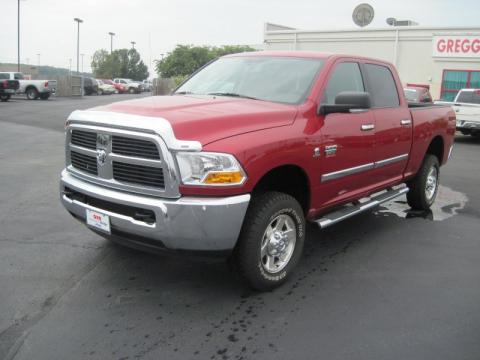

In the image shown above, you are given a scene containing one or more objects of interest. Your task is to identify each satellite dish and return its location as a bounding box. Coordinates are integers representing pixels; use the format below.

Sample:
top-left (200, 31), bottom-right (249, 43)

top-left (386, 17), bottom-right (396, 26)
top-left (352, 3), bottom-right (374, 27)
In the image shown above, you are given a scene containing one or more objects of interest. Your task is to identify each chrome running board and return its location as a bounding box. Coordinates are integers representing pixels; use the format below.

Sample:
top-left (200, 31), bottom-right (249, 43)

top-left (315, 185), bottom-right (409, 229)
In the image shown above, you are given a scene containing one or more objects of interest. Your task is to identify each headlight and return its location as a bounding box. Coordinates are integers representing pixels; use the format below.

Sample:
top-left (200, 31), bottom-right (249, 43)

top-left (176, 152), bottom-right (246, 186)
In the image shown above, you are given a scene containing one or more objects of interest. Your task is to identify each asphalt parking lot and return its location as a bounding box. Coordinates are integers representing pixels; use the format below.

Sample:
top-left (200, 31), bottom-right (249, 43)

top-left (1, 95), bottom-right (479, 360)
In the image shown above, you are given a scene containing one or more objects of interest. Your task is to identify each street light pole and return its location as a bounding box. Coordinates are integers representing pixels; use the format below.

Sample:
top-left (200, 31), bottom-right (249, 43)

top-left (36, 53), bottom-right (40, 66)
top-left (74, 18), bottom-right (83, 74)
top-left (131, 41), bottom-right (136, 49)
top-left (81, 53), bottom-right (84, 73)
top-left (17, 0), bottom-right (20, 71)
top-left (108, 32), bottom-right (115, 54)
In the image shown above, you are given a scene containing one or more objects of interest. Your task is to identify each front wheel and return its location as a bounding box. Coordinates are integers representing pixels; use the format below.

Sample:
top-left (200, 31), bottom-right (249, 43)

top-left (232, 192), bottom-right (305, 291)
top-left (128, 87), bottom-right (135, 94)
top-left (407, 154), bottom-right (440, 210)
top-left (0, 94), bottom-right (11, 102)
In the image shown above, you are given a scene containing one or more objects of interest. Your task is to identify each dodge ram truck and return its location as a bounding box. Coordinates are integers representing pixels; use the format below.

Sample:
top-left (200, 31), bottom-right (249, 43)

top-left (0, 72), bottom-right (56, 100)
top-left (60, 52), bottom-right (455, 290)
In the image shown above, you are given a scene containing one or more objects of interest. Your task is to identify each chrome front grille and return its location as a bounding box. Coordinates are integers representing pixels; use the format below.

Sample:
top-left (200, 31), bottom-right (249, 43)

top-left (71, 130), bottom-right (97, 149)
top-left (66, 125), bottom-right (178, 197)
top-left (112, 136), bottom-right (160, 159)
top-left (70, 151), bottom-right (97, 175)
top-left (112, 161), bottom-right (164, 188)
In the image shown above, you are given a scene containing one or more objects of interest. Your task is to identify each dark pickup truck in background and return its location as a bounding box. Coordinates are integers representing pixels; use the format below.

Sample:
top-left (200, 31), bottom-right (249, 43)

top-left (0, 74), bottom-right (20, 102)
top-left (60, 52), bottom-right (455, 290)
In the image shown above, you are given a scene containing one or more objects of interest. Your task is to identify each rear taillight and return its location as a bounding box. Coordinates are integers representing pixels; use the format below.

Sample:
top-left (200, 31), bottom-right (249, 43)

top-left (44, 81), bottom-right (49, 88)
top-left (2, 80), bottom-right (7, 88)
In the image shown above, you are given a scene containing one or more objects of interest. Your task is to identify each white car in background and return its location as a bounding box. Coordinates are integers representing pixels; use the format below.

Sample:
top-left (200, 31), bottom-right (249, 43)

top-left (436, 89), bottom-right (480, 138)
top-left (96, 79), bottom-right (116, 95)
top-left (142, 79), bottom-right (153, 91)
top-left (113, 78), bottom-right (142, 94)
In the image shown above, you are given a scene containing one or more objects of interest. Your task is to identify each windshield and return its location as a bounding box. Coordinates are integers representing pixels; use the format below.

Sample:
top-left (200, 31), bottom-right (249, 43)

top-left (404, 89), bottom-right (419, 101)
top-left (176, 56), bottom-right (325, 104)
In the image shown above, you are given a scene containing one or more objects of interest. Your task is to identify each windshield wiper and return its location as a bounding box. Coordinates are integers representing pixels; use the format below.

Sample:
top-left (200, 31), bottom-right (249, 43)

top-left (175, 91), bottom-right (195, 95)
top-left (207, 92), bottom-right (259, 100)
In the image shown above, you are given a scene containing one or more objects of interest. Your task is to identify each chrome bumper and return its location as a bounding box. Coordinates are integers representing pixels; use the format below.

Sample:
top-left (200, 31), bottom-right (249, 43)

top-left (60, 169), bottom-right (250, 252)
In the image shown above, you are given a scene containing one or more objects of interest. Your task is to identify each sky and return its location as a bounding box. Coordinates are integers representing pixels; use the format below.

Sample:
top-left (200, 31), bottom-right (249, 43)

top-left (1, 0), bottom-right (479, 76)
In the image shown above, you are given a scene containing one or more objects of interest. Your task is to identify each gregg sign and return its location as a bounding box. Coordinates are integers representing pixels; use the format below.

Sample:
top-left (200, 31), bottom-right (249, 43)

top-left (433, 35), bottom-right (480, 58)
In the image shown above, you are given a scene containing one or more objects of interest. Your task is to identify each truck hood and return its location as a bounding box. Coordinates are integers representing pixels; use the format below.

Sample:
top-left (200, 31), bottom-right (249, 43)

top-left (92, 95), bottom-right (297, 145)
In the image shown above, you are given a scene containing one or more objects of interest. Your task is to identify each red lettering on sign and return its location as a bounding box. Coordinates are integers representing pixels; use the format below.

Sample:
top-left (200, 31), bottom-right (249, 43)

top-left (446, 39), bottom-right (454, 52)
top-left (472, 39), bottom-right (480, 53)
top-left (437, 39), bottom-right (446, 52)
top-left (455, 39), bottom-right (462, 52)
top-left (461, 39), bottom-right (470, 53)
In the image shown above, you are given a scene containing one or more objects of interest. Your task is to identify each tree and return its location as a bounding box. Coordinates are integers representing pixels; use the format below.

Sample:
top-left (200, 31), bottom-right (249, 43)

top-left (91, 48), bottom-right (149, 80)
top-left (155, 45), bottom-right (255, 78)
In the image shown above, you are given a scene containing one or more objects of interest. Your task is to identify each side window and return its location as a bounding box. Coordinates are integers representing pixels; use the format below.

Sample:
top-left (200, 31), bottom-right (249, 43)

top-left (364, 64), bottom-right (400, 107)
top-left (14, 73), bottom-right (24, 80)
top-left (322, 62), bottom-right (364, 104)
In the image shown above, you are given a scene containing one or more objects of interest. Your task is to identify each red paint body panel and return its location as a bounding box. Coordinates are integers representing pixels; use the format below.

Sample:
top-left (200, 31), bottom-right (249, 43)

top-left (90, 52), bottom-right (455, 220)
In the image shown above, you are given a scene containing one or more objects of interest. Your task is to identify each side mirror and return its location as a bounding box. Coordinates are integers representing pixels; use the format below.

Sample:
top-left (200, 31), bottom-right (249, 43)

top-left (318, 91), bottom-right (372, 115)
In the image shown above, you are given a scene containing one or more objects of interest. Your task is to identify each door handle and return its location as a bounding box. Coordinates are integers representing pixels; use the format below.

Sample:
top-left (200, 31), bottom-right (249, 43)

top-left (400, 119), bottom-right (412, 126)
top-left (361, 124), bottom-right (375, 131)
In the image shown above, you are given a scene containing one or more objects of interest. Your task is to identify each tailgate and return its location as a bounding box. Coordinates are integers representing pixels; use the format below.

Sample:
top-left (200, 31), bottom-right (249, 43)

top-left (47, 80), bottom-right (57, 93)
top-left (453, 103), bottom-right (480, 123)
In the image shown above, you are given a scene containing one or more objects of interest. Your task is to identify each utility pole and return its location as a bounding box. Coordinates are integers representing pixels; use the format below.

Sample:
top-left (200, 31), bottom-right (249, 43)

top-left (131, 41), bottom-right (136, 49)
top-left (81, 53), bottom-right (84, 73)
top-left (108, 32), bottom-right (115, 54)
top-left (69, 58), bottom-right (72, 76)
top-left (74, 18), bottom-right (83, 74)
top-left (37, 53), bottom-right (40, 66)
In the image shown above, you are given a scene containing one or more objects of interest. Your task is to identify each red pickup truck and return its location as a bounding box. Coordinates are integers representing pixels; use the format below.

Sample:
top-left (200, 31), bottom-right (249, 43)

top-left (60, 52), bottom-right (455, 290)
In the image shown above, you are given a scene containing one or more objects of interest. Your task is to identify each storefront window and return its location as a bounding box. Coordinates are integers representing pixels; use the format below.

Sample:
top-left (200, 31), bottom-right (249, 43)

top-left (441, 70), bottom-right (480, 101)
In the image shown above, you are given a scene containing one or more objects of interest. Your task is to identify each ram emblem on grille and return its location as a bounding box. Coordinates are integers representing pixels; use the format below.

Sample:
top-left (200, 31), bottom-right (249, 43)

top-left (96, 149), bottom-right (107, 167)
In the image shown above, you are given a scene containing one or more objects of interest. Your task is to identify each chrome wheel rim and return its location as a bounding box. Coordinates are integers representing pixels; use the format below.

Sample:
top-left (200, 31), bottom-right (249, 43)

top-left (260, 214), bottom-right (297, 274)
top-left (425, 166), bottom-right (438, 201)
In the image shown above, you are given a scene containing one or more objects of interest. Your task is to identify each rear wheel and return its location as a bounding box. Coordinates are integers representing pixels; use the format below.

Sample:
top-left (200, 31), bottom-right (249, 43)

top-left (0, 94), bottom-right (11, 102)
top-left (26, 87), bottom-right (39, 100)
top-left (232, 192), bottom-right (305, 291)
top-left (39, 93), bottom-right (50, 100)
top-left (406, 154), bottom-right (440, 210)
top-left (98, 89), bottom-right (103, 95)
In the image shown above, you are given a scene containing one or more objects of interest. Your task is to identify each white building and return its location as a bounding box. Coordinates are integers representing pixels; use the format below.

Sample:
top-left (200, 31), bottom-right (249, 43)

top-left (263, 23), bottom-right (480, 101)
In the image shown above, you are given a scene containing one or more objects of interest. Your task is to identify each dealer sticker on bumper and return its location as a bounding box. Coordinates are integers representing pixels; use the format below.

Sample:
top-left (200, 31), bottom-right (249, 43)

top-left (86, 209), bottom-right (111, 234)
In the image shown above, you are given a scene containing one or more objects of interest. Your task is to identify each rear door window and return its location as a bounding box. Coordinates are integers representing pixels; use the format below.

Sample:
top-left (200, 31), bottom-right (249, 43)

top-left (0, 73), bottom-right (9, 79)
top-left (321, 62), bottom-right (364, 104)
top-left (14, 73), bottom-right (24, 80)
top-left (364, 64), bottom-right (400, 108)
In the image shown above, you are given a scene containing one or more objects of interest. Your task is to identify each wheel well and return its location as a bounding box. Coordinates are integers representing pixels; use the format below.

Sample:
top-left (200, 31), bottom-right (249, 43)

top-left (253, 165), bottom-right (310, 213)
top-left (25, 85), bottom-right (37, 92)
top-left (426, 136), bottom-right (444, 164)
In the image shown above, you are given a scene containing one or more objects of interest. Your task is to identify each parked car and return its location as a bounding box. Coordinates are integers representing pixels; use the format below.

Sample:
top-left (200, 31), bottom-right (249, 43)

top-left (60, 52), bottom-right (455, 290)
top-left (113, 78), bottom-right (142, 94)
top-left (444, 89), bottom-right (480, 137)
top-left (404, 84), bottom-right (433, 103)
top-left (0, 72), bottom-right (56, 100)
top-left (142, 79), bottom-right (153, 92)
top-left (96, 79), bottom-right (116, 95)
top-left (83, 77), bottom-right (98, 95)
top-left (0, 73), bottom-right (20, 102)
top-left (102, 79), bottom-right (126, 93)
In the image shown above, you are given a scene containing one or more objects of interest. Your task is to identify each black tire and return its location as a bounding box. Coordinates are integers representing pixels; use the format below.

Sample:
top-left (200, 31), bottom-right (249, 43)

top-left (232, 191), bottom-right (305, 291)
top-left (39, 93), bottom-right (50, 100)
top-left (128, 87), bottom-right (135, 94)
top-left (98, 89), bottom-right (103, 95)
top-left (406, 154), bottom-right (440, 210)
top-left (26, 87), bottom-right (39, 100)
top-left (0, 94), bottom-right (11, 102)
